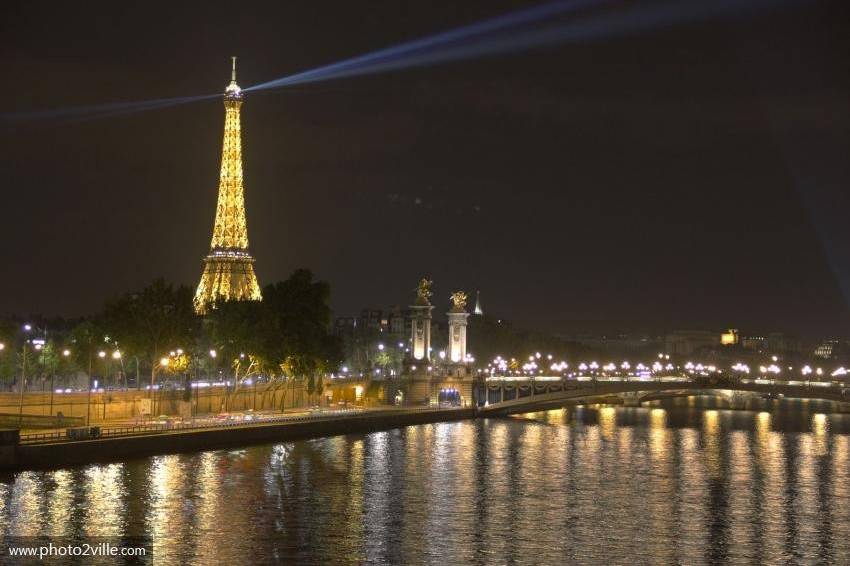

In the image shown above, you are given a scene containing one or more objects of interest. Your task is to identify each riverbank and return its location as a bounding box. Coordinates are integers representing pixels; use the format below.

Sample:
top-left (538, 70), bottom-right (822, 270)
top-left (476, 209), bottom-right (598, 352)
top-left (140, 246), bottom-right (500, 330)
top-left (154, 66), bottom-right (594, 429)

top-left (1, 407), bottom-right (475, 472)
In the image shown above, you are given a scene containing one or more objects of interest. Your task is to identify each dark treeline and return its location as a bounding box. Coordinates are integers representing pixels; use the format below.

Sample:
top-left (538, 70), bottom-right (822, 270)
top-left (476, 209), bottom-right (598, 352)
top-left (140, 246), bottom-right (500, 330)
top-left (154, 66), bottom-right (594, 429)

top-left (0, 269), bottom-right (342, 399)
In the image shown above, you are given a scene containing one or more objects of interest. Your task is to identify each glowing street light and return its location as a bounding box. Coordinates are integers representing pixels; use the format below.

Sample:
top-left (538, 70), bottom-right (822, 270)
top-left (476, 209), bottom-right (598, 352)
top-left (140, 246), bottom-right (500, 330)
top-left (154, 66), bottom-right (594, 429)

top-left (112, 350), bottom-right (122, 360)
top-left (209, 349), bottom-right (217, 358)
top-left (62, 349), bottom-right (71, 357)
top-left (98, 351), bottom-right (106, 359)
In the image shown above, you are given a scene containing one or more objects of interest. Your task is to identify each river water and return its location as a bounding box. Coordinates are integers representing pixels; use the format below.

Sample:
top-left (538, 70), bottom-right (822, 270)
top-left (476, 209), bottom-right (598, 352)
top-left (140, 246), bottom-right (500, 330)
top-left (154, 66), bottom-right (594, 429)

top-left (2, 398), bottom-right (849, 565)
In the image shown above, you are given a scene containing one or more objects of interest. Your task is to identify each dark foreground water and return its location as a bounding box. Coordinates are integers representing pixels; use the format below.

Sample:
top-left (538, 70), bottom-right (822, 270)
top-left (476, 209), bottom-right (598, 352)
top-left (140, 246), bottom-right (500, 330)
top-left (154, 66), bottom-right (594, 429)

top-left (2, 398), bottom-right (850, 565)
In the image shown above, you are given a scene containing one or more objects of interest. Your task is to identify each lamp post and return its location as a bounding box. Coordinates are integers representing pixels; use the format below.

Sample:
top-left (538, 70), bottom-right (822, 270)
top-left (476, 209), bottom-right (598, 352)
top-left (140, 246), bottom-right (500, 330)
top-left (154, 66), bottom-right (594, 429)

top-left (17, 324), bottom-right (37, 427)
top-left (154, 357), bottom-right (169, 416)
top-left (112, 350), bottom-right (125, 389)
top-left (87, 350), bottom-right (107, 425)
top-left (18, 341), bottom-right (27, 427)
top-left (50, 348), bottom-right (71, 420)
top-left (0, 342), bottom-right (5, 392)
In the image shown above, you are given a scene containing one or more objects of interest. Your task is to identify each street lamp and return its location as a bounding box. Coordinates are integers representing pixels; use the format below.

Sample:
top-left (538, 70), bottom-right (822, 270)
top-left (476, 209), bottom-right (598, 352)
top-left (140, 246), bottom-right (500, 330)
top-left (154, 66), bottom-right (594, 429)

top-left (18, 324), bottom-right (33, 426)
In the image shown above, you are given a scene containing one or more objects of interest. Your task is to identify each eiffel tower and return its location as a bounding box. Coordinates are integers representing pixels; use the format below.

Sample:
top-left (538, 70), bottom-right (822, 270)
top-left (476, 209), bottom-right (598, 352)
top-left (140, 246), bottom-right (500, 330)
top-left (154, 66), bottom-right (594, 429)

top-left (194, 57), bottom-right (262, 314)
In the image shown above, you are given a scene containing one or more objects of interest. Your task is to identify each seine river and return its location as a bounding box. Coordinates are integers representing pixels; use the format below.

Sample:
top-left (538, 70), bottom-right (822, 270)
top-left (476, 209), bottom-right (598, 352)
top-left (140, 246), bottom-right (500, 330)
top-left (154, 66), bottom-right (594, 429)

top-left (2, 398), bottom-right (849, 564)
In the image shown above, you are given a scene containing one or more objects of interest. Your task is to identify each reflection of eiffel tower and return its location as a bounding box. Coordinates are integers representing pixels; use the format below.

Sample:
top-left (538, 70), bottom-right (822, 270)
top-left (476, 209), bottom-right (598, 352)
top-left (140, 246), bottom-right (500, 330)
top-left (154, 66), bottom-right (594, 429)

top-left (194, 57), bottom-right (262, 314)
top-left (473, 290), bottom-right (484, 315)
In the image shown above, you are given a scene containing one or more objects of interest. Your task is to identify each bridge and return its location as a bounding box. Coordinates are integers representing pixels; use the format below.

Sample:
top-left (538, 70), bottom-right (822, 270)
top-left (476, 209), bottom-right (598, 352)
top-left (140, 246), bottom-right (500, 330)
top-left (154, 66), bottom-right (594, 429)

top-left (478, 376), bottom-right (850, 416)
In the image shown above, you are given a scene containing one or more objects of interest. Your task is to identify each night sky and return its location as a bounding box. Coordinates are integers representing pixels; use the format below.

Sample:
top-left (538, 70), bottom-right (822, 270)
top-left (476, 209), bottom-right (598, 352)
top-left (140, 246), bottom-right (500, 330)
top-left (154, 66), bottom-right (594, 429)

top-left (1, 0), bottom-right (848, 339)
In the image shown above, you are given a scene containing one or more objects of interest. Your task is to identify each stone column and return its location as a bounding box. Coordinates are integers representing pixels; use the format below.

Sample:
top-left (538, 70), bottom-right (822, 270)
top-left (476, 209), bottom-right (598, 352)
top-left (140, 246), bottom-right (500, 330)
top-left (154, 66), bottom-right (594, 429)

top-left (409, 304), bottom-right (434, 361)
top-left (446, 310), bottom-right (470, 363)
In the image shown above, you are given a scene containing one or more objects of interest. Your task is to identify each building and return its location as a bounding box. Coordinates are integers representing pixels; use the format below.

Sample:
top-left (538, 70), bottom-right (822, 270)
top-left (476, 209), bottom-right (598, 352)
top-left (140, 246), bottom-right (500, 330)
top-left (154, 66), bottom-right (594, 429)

top-left (766, 332), bottom-right (802, 354)
top-left (570, 334), bottom-right (663, 357)
top-left (333, 317), bottom-right (356, 338)
top-left (664, 330), bottom-right (720, 357)
top-left (741, 335), bottom-right (766, 352)
top-left (358, 309), bottom-right (384, 332)
top-left (813, 339), bottom-right (849, 360)
top-left (720, 329), bottom-right (739, 346)
top-left (388, 306), bottom-right (405, 335)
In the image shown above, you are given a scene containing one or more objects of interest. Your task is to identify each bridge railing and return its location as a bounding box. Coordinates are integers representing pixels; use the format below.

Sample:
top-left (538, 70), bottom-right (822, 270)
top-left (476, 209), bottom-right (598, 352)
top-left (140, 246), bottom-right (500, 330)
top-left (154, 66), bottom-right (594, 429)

top-left (16, 406), bottom-right (463, 446)
top-left (485, 375), bottom-right (848, 388)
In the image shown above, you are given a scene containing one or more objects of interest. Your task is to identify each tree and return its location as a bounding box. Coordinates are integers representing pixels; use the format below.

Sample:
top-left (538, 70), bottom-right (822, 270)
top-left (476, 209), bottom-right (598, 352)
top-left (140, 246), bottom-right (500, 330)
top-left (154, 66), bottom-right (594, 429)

top-left (0, 320), bottom-right (16, 389)
top-left (262, 269), bottom-right (343, 382)
top-left (69, 320), bottom-right (102, 386)
top-left (100, 279), bottom-right (199, 387)
top-left (206, 269), bottom-right (343, 409)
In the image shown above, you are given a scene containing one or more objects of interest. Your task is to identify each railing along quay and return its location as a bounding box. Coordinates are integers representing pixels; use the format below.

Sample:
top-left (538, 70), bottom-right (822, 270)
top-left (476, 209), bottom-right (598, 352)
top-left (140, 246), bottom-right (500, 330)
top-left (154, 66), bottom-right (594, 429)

top-left (17, 406), bottom-right (452, 446)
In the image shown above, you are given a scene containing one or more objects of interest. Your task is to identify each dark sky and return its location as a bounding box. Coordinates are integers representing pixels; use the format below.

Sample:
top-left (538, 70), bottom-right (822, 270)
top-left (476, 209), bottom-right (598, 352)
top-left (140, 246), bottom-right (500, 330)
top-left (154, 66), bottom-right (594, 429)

top-left (1, 0), bottom-right (848, 339)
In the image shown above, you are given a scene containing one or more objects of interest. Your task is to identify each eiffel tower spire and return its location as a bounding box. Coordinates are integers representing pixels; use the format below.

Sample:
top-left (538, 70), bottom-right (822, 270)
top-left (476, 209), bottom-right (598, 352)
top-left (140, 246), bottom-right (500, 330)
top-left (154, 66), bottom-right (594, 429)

top-left (194, 57), bottom-right (262, 314)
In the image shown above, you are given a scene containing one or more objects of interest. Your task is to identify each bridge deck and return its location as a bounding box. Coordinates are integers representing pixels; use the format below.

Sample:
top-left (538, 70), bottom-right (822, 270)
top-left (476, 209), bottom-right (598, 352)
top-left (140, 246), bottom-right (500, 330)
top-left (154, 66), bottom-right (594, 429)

top-left (478, 380), bottom-right (849, 416)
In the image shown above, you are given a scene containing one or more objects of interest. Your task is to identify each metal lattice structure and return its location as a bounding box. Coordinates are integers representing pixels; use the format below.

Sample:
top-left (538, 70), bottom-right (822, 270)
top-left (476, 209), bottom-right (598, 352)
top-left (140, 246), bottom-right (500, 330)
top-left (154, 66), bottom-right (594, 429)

top-left (194, 57), bottom-right (262, 314)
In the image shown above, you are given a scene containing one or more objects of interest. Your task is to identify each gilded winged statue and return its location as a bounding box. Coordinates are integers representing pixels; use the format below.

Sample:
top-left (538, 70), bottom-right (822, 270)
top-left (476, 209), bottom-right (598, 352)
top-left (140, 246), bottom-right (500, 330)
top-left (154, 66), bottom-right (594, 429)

top-left (450, 291), bottom-right (468, 311)
top-left (415, 278), bottom-right (433, 305)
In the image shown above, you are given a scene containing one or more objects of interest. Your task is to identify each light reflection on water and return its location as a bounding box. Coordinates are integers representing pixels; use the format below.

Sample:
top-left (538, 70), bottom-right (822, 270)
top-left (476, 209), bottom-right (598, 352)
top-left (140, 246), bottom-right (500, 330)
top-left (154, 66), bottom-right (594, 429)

top-left (1, 397), bottom-right (849, 565)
